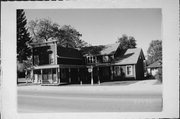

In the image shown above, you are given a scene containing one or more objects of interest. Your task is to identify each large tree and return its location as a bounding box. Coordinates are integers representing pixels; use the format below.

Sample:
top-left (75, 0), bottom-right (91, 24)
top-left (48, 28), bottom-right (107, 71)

top-left (58, 25), bottom-right (84, 48)
top-left (147, 40), bottom-right (162, 65)
top-left (28, 18), bottom-right (60, 42)
top-left (116, 34), bottom-right (136, 50)
top-left (17, 9), bottom-right (31, 63)
top-left (28, 19), bottom-right (88, 48)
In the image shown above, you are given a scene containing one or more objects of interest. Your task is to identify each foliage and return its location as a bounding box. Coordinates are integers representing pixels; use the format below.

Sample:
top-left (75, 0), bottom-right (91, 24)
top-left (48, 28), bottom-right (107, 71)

top-left (28, 18), bottom-right (60, 42)
top-left (17, 9), bottom-right (32, 63)
top-left (116, 34), bottom-right (137, 50)
top-left (147, 40), bottom-right (162, 65)
top-left (28, 19), bottom-right (89, 48)
top-left (58, 25), bottom-right (84, 48)
top-left (80, 45), bottom-right (105, 55)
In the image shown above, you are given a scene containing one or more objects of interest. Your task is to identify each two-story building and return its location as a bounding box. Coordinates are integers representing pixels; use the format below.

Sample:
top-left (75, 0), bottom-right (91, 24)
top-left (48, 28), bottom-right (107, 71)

top-left (31, 40), bottom-right (86, 85)
top-left (30, 39), bottom-right (145, 85)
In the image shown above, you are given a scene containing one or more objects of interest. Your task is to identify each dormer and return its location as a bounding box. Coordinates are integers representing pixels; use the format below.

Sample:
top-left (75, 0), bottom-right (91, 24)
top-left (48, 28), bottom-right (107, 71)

top-left (81, 43), bottom-right (120, 64)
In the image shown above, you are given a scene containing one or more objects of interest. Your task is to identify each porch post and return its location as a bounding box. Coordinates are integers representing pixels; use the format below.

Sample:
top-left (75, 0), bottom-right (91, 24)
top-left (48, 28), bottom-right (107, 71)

top-left (54, 42), bottom-right (57, 65)
top-left (69, 68), bottom-right (71, 83)
top-left (57, 68), bottom-right (60, 84)
top-left (97, 67), bottom-right (100, 85)
top-left (110, 66), bottom-right (114, 80)
top-left (31, 69), bottom-right (34, 83)
top-left (51, 68), bottom-right (53, 83)
top-left (78, 68), bottom-right (82, 85)
top-left (91, 66), bottom-right (93, 85)
top-left (40, 69), bottom-right (43, 84)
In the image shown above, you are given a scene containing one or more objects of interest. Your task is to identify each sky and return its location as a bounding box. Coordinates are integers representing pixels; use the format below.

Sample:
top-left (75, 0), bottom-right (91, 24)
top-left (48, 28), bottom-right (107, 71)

top-left (24, 9), bottom-right (162, 56)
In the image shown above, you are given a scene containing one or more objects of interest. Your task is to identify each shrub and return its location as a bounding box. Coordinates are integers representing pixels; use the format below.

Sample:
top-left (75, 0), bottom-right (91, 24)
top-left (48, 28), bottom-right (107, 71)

top-left (155, 68), bottom-right (162, 83)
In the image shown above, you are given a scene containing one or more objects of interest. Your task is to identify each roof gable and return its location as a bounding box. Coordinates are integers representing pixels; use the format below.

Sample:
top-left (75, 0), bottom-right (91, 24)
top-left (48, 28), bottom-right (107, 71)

top-left (100, 43), bottom-right (120, 55)
top-left (80, 43), bottom-right (120, 56)
top-left (114, 48), bottom-right (144, 65)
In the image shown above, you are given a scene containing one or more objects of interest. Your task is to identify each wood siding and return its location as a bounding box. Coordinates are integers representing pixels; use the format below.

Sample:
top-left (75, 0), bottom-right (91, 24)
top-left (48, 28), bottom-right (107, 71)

top-left (135, 56), bottom-right (144, 80)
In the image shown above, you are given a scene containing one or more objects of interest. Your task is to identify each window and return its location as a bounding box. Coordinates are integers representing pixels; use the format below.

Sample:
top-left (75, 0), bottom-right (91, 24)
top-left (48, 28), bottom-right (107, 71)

top-left (126, 65), bottom-right (133, 76)
top-left (114, 66), bottom-right (121, 76)
top-left (34, 55), bottom-right (39, 65)
top-left (49, 54), bottom-right (54, 64)
top-left (86, 56), bottom-right (97, 63)
top-left (103, 55), bottom-right (109, 62)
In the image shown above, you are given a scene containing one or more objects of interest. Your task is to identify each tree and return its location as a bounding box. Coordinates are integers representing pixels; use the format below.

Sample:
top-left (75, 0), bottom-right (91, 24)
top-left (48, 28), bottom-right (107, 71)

top-left (17, 9), bottom-right (31, 63)
top-left (28, 18), bottom-right (60, 42)
top-left (116, 34), bottom-right (137, 50)
top-left (28, 19), bottom-right (88, 48)
top-left (58, 25), bottom-right (85, 48)
top-left (147, 40), bottom-right (162, 65)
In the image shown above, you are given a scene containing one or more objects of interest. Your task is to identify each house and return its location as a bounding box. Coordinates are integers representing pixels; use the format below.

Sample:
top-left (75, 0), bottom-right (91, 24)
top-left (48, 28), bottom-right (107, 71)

top-left (81, 43), bottom-right (145, 84)
top-left (30, 40), bottom-right (145, 85)
top-left (147, 60), bottom-right (162, 76)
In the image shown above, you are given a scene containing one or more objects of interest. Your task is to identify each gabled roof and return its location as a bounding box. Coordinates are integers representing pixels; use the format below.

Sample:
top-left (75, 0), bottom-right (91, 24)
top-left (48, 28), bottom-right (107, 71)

top-left (114, 48), bottom-right (145, 65)
top-left (100, 43), bottom-right (120, 55)
top-left (147, 60), bottom-right (162, 68)
top-left (80, 43), bottom-right (120, 56)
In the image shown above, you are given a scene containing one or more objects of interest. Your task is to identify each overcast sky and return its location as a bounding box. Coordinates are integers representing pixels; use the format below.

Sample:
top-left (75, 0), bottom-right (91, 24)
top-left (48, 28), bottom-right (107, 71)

top-left (24, 9), bottom-right (162, 56)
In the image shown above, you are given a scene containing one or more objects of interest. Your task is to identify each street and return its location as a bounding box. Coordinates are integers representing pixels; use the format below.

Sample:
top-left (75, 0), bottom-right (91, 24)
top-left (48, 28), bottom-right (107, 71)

top-left (18, 80), bottom-right (162, 112)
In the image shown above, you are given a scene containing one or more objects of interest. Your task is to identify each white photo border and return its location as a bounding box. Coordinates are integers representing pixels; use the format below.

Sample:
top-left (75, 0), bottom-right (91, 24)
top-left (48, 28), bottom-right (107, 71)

top-left (1, 0), bottom-right (179, 119)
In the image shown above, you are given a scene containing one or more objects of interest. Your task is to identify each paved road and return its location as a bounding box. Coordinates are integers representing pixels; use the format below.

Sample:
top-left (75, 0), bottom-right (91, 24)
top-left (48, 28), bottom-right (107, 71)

top-left (18, 81), bottom-right (162, 112)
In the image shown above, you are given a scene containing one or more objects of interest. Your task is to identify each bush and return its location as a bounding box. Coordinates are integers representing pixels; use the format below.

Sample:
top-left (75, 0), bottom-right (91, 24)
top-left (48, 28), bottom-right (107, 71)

top-left (155, 68), bottom-right (162, 83)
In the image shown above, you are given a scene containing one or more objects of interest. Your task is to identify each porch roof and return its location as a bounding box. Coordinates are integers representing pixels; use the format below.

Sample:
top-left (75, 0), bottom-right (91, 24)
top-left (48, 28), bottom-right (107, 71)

top-left (33, 64), bottom-right (59, 70)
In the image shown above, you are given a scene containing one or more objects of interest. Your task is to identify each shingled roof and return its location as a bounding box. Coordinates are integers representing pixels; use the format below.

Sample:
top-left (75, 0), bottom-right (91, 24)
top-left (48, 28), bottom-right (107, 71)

top-left (80, 43), bottom-right (120, 56)
top-left (147, 60), bottom-right (162, 68)
top-left (100, 43), bottom-right (120, 55)
top-left (114, 48), bottom-right (145, 65)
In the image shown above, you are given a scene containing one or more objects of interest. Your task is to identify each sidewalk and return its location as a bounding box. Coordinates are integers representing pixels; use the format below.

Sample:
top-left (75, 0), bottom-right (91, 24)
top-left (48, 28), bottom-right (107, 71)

top-left (18, 80), bottom-right (162, 94)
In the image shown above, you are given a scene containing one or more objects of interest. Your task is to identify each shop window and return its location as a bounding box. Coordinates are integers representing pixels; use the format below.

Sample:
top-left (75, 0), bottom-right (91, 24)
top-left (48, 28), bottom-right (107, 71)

top-left (126, 65), bottom-right (133, 76)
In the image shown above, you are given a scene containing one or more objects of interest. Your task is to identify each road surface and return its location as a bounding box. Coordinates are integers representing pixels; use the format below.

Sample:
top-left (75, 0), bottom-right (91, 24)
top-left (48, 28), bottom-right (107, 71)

top-left (18, 80), bottom-right (162, 112)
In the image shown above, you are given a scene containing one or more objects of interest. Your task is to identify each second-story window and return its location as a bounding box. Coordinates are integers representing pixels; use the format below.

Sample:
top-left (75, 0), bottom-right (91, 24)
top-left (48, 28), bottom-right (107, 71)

top-left (49, 54), bottom-right (54, 64)
top-left (34, 55), bottom-right (39, 65)
top-left (103, 55), bottom-right (109, 62)
top-left (86, 56), bottom-right (97, 63)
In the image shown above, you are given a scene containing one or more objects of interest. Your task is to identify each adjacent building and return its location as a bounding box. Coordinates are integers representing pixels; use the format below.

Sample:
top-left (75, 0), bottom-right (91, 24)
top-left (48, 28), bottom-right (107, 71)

top-left (30, 39), bottom-right (145, 85)
top-left (147, 60), bottom-right (162, 77)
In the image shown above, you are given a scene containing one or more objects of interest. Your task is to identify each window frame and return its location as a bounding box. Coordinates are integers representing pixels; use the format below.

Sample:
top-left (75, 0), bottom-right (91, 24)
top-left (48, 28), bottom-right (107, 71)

top-left (126, 65), bottom-right (133, 76)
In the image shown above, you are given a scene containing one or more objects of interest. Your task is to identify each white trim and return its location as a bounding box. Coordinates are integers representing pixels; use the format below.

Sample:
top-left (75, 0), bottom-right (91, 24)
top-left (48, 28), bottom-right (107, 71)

top-left (134, 64), bottom-right (136, 79)
top-left (34, 65), bottom-right (59, 70)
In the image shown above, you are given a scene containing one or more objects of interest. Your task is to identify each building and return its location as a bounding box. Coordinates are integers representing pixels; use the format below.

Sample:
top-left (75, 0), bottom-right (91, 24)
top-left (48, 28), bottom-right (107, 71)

top-left (30, 40), bottom-right (145, 85)
top-left (147, 60), bottom-right (162, 76)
